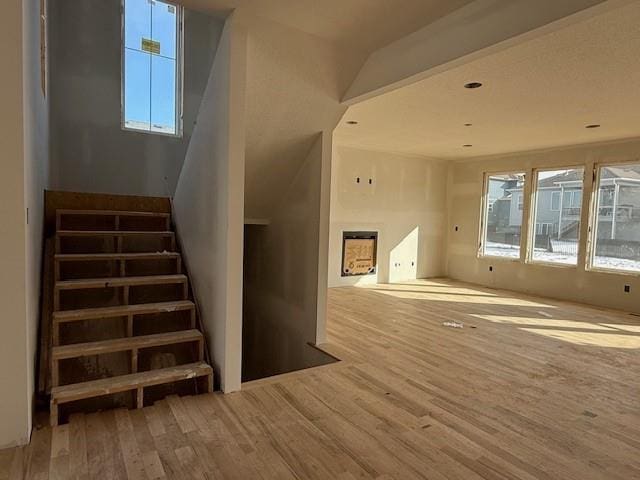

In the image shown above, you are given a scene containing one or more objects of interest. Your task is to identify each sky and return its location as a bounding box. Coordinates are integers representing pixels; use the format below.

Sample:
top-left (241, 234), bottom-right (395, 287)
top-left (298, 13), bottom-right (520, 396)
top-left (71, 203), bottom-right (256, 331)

top-left (124, 0), bottom-right (178, 134)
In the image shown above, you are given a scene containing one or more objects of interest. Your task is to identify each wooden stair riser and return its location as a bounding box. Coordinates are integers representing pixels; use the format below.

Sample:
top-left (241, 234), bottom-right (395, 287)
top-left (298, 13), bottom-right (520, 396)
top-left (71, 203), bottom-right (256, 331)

top-left (55, 254), bottom-right (182, 281)
top-left (51, 331), bottom-right (204, 388)
top-left (56, 210), bottom-right (171, 232)
top-left (52, 301), bottom-right (196, 346)
top-left (55, 231), bottom-right (176, 255)
top-left (50, 362), bottom-right (213, 427)
top-left (53, 275), bottom-right (189, 311)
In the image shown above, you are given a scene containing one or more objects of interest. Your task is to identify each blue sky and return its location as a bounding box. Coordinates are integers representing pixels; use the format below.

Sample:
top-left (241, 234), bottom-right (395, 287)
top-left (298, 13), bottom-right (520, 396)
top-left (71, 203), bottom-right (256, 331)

top-left (124, 0), bottom-right (178, 133)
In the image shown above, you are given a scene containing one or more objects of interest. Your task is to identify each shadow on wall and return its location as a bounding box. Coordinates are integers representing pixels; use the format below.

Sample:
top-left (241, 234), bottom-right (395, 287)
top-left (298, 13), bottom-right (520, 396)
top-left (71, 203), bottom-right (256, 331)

top-left (242, 225), bottom-right (337, 382)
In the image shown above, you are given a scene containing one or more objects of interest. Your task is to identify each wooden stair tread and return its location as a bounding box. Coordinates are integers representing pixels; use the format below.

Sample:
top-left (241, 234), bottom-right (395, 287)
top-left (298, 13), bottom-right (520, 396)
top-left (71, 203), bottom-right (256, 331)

top-left (57, 209), bottom-right (170, 218)
top-left (55, 274), bottom-right (187, 290)
top-left (56, 230), bottom-right (174, 237)
top-left (53, 300), bottom-right (195, 323)
top-left (52, 329), bottom-right (202, 360)
top-left (51, 362), bottom-right (212, 404)
top-left (55, 252), bottom-right (179, 261)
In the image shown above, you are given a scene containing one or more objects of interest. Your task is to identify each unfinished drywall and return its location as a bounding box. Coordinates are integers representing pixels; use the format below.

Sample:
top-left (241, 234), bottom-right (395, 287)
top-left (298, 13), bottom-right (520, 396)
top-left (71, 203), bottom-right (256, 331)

top-left (23, 0), bottom-right (50, 445)
top-left (173, 13), bottom-right (246, 392)
top-left (329, 146), bottom-right (448, 288)
top-left (447, 137), bottom-right (640, 313)
top-left (0, 0), bottom-right (29, 450)
top-left (48, 0), bottom-right (223, 197)
top-left (0, 0), bottom-right (50, 449)
top-left (241, 13), bottom-right (366, 220)
top-left (344, 0), bottom-right (617, 103)
top-left (243, 134), bottom-right (336, 380)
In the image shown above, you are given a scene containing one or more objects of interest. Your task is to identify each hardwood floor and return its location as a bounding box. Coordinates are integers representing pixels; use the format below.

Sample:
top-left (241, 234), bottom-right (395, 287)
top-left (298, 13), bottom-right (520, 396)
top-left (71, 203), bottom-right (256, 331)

top-left (2, 279), bottom-right (640, 479)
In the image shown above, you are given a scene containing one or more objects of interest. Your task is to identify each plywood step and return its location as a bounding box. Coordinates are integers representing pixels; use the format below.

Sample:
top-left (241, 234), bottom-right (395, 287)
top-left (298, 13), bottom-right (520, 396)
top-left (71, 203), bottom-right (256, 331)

top-left (51, 300), bottom-right (197, 346)
top-left (52, 329), bottom-right (203, 361)
top-left (56, 230), bottom-right (174, 238)
top-left (55, 252), bottom-right (180, 261)
top-left (57, 209), bottom-right (170, 218)
top-left (53, 300), bottom-right (195, 324)
top-left (50, 362), bottom-right (213, 426)
top-left (55, 274), bottom-right (187, 291)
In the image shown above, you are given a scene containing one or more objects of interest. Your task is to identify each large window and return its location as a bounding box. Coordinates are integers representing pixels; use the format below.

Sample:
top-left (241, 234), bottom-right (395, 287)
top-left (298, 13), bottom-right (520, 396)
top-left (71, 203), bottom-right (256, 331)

top-left (480, 173), bottom-right (526, 259)
top-left (530, 168), bottom-right (584, 265)
top-left (590, 163), bottom-right (640, 273)
top-left (122, 0), bottom-right (183, 136)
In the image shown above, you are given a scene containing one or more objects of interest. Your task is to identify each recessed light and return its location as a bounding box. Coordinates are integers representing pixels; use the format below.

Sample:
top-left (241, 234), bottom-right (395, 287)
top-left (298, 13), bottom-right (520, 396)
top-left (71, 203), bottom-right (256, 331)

top-left (464, 82), bottom-right (483, 89)
top-left (586, 124), bottom-right (601, 129)
top-left (463, 144), bottom-right (473, 148)
top-left (346, 121), bottom-right (359, 125)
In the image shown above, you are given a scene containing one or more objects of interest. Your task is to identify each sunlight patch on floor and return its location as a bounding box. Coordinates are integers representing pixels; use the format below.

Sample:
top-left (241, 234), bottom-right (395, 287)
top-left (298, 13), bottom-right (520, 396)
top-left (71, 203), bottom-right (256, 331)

top-left (361, 282), bottom-right (499, 297)
top-left (601, 323), bottom-right (640, 333)
top-left (522, 328), bottom-right (640, 349)
top-left (470, 314), bottom-right (617, 331)
top-left (369, 288), bottom-right (554, 307)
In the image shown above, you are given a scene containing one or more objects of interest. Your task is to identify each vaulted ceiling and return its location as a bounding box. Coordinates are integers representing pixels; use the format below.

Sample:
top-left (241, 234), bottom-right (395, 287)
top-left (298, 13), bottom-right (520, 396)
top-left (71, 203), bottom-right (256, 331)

top-left (175, 0), bottom-right (474, 53)
top-left (334, 2), bottom-right (640, 159)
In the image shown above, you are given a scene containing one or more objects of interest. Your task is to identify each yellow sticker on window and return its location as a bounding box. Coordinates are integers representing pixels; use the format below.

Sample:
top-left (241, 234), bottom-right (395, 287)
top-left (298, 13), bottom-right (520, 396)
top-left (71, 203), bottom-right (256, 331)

top-left (141, 38), bottom-right (161, 55)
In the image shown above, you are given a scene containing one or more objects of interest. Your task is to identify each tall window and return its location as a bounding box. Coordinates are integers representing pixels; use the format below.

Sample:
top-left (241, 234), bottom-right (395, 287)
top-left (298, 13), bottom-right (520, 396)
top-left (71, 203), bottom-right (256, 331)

top-left (122, 0), bottom-right (182, 136)
top-left (480, 173), bottom-right (526, 259)
top-left (590, 163), bottom-right (640, 273)
top-left (530, 168), bottom-right (584, 265)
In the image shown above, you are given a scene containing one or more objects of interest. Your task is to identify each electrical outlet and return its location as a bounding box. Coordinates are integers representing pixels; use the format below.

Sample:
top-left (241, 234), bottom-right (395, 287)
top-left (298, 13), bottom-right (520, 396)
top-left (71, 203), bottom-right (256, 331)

top-left (624, 285), bottom-right (631, 293)
top-left (489, 266), bottom-right (493, 272)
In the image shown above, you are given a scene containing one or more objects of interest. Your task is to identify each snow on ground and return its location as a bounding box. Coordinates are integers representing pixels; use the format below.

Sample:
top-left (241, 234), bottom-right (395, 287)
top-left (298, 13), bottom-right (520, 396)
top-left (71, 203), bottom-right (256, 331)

top-left (531, 250), bottom-right (577, 265)
top-left (486, 241), bottom-right (640, 271)
top-left (485, 242), bottom-right (520, 259)
top-left (593, 256), bottom-right (640, 272)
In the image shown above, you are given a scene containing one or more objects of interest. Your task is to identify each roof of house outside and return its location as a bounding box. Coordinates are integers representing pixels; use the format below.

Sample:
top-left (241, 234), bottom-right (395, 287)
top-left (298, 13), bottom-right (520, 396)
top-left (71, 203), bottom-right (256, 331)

top-left (538, 166), bottom-right (640, 188)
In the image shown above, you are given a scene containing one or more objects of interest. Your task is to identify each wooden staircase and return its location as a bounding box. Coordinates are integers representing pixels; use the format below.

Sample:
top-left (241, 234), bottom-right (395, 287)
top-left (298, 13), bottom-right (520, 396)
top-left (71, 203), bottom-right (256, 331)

top-left (47, 207), bottom-right (213, 426)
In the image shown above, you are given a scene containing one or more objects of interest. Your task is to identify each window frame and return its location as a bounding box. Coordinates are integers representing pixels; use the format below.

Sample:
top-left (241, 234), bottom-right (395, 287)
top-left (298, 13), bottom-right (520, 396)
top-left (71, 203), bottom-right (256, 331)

top-left (120, 0), bottom-right (185, 138)
top-left (527, 166), bottom-right (585, 268)
top-left (586, 160), bottom-right (640, 276)
top-left (478, 170), bottom-right (527, 261)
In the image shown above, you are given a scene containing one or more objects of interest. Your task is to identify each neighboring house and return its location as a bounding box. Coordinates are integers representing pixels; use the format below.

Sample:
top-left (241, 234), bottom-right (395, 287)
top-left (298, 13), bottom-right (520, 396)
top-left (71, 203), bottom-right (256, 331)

top-left (493, 166), bottom-right (640, 242)
top-left (487, 175), bottom-right (525, 238)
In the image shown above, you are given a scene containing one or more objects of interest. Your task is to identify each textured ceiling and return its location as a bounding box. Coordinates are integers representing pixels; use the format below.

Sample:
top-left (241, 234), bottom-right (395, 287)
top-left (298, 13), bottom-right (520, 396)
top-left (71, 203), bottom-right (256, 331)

top-left (334, 2), bottom-right (640, 159)
top-left (174, 0), bottom-right (475, 218)
top-left (175, 0), bottom-right (474, 53)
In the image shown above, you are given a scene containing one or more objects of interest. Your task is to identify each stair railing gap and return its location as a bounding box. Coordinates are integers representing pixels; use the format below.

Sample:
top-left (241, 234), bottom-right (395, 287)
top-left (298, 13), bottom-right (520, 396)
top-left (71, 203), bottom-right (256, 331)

top-left (167, 195), bottom-right (214, 379)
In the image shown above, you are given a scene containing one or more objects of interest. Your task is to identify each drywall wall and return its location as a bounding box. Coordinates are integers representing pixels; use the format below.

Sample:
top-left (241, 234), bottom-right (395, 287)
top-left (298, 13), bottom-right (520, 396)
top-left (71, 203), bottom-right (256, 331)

top-left (0, 0), bottom-right (29, 450)
top-left (329, 146), bottom-right (448, 288)
top-left (243, 134), bottom-right (336, 380)
top-left (173, 13), bottom-right (246, 392)
top-left (0, 0), bottom-right (50, 449)
top-left (344, 0), bottom-right (621, 103)
top-left (23, 0), bottom-right (50, 445)
top-left (240, 13), bottom-right (365, 220)
top-left (48, 0), bottom-right (223, 197)
top-left (447, 137), bottom-right (640, 313)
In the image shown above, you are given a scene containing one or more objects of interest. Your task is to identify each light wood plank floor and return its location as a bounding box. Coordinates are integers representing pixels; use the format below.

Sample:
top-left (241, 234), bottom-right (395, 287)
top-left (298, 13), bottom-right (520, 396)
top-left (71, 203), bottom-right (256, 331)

top-left (2, 279), bottom-right (640, 479)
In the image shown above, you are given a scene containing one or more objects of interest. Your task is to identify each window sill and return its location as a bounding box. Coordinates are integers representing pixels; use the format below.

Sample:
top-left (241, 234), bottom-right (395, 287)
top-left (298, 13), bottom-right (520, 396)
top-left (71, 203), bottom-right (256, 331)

top-left (477, 254), bottom-right (522, 263)
top-left (122, 126), bottom-right (183, 139)
top-left (586, 266), bottom-right (640, 278)
top-left (526, 260), bottom-right (578, 270)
